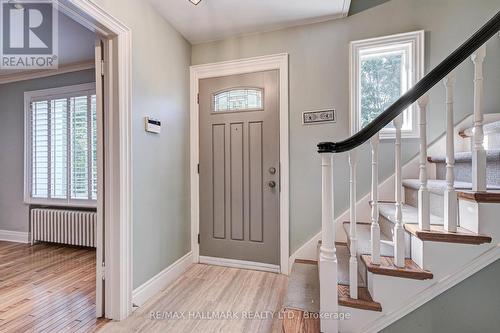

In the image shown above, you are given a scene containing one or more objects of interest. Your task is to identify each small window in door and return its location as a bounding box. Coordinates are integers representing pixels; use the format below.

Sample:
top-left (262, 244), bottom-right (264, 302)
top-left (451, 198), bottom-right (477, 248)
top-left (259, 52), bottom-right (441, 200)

top-left (212, 87), bottom-right (263, 113)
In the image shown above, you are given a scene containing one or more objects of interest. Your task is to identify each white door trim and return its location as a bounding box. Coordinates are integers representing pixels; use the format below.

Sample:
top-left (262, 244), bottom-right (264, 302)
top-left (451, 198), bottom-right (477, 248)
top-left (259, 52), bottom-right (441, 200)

top-left (190, 53), bottom-right (290, 275)
top-left (56, 0), bottom-right (133, 321)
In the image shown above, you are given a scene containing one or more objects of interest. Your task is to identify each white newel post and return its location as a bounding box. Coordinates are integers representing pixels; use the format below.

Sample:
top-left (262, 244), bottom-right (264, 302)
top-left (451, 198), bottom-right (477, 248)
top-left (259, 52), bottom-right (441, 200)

top-left (370, 134), bottom-right (381, 265)
top-left (393, 115), bottom-right (405, 268)
top-left (444, 73), bottom-right (458, 232)
top-left (320, 153), bottom-right (338, 333)
top-left (349, 150), bottom-right (358, 299)
top-left (471, 46), bottom-right (487, 192)
top-left (417, 95), bottom-right (430, 231)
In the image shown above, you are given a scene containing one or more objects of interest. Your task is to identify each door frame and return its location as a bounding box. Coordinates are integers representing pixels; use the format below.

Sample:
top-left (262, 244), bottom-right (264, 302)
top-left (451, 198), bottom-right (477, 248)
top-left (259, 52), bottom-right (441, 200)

top-left (56, 0), bottom-right (133, 320)
top-left (190, 54), bottom-right (290, 274)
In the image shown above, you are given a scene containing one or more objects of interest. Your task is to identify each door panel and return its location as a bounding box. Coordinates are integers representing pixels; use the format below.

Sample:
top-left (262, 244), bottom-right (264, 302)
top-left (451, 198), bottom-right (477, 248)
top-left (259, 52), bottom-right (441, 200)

top-left (249, 121), bottom-right (263, 243)
top-left (199, 70), bottom-right (280, 265)
top-left (212, 124), bottom-right (226, 239)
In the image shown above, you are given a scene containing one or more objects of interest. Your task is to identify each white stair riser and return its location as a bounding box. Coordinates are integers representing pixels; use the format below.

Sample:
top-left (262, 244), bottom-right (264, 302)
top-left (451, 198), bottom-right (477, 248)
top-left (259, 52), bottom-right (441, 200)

top-left (378, 215), bottom-right (412, 258)
top-left (404, 186), bottom-right (445, 219)
top-left (459, 199), bottom-right (500, 241)
top-left (410, 234), bottom-right (492, 272)
top-left (367, 272), bottom-right (432, 310)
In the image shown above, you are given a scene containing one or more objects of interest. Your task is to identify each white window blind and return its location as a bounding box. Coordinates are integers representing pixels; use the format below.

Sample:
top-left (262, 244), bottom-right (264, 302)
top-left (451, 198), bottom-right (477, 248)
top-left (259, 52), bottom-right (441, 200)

top-left (26, 84), bottom-right (97, 206)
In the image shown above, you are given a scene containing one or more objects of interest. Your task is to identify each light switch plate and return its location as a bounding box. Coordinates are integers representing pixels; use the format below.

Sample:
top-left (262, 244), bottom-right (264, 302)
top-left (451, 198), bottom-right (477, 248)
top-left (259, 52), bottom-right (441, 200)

top-left (302, 109), bottom-right (336, 125)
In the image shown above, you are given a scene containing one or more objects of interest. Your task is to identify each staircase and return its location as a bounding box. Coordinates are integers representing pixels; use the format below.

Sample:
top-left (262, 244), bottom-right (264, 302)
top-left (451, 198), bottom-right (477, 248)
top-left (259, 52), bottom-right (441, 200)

top-left (283, 12), bottom-right (500, 333)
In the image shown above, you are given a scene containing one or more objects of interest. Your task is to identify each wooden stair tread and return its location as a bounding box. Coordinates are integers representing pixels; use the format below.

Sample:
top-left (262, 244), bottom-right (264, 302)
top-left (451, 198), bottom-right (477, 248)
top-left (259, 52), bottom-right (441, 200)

top-left (294, 259), bottom-right (318, 265)
top-left (361, 255), bottom-right (433, 280)
top-left (404, 224), bottom-right (492, 244)
top-left (457, 190), bottom-right (500, 203)
top-left (338, 284), bottom-right (382, 312)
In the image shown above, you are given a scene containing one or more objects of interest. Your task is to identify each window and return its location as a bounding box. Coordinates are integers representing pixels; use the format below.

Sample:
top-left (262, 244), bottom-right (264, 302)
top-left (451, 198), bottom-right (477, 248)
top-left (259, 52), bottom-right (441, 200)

top-left (350, 31), bottom-right (424, 138)
top-left (213, 87), bottom-right (263, 112)
top-left (25, 83), bottom-right (97, 207)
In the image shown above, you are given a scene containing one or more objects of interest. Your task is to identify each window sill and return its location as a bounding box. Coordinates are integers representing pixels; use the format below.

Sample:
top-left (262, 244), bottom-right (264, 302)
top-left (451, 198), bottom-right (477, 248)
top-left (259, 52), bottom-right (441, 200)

top-left (25, 199), bottom-right (97, 209)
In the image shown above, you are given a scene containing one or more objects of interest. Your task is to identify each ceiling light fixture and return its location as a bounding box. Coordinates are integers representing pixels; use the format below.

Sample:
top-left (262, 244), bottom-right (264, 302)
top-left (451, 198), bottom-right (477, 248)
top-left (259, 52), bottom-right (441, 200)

top-left (188, 0), bottom-right (202, 5)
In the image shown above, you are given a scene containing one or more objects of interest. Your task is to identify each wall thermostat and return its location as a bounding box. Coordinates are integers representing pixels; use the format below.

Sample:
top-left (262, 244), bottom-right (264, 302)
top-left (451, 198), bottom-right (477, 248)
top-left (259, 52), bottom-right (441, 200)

top-left (302, 109), bottom-right (336, 125)
top-left (145, 117), bottom-right (161, 134)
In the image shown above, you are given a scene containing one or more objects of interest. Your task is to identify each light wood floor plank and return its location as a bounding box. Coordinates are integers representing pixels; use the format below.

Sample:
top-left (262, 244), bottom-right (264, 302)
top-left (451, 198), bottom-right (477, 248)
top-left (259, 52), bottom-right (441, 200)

top-left (0, 241), bottom-right (108, 333)
top-left (100, 264), bottom-right (288, 333)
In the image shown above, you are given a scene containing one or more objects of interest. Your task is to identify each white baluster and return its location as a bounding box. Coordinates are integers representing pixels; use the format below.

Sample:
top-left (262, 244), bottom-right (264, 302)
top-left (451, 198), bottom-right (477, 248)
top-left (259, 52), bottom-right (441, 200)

top-left (444, 73), bottom-right (458, 232)
top-left (471, 46), bottom-right (487, 192)
top-left (393, 115), bottom-right (405, 268)
top-left (349, 150), bottom-right (358, 299)
top-left (418, 95), bottom-right (430, 231)
top-left (320, 152), bottom-right (338, 333)
top-left (370, 134), bottom-right (381, 265)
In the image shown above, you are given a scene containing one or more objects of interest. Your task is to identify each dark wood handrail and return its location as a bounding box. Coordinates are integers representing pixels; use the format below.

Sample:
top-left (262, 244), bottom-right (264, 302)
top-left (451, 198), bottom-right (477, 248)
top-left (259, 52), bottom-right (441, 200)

top-left (318, 11), bottom-right (500, 154)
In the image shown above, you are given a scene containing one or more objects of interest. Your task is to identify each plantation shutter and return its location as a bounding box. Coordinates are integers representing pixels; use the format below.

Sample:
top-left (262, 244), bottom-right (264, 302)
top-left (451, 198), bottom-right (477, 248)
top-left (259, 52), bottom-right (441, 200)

top-left (29, 88), bottom-right (97, 205)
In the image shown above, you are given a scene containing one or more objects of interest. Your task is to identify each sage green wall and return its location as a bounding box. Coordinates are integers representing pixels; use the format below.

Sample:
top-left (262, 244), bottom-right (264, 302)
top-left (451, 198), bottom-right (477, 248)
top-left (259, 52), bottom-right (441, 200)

top-left (191, 0), bottom-right (500, 254)
top-left (0, 70), bottom-right (95, 233)
top-left (382, 259), bottom-right (500, 333)
top-left (93, 0), bottom-right (191, 288)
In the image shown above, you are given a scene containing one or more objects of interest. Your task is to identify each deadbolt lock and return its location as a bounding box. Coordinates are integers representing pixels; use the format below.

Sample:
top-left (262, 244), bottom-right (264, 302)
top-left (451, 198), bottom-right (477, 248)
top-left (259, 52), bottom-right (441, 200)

top-left (269, 167), bottom-right (276, 175)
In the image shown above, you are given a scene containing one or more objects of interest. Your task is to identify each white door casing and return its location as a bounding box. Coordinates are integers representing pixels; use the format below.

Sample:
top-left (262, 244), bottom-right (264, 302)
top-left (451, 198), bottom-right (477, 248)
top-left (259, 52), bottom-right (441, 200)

top-left (190, 54), bottom-right (290, 274)
top-left (57, 0), bottom-right (133, 320)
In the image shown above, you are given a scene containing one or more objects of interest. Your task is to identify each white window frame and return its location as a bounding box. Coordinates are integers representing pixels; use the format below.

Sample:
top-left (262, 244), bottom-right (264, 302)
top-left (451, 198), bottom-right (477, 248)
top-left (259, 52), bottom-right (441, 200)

top-left (24, 83), bottom-right (97, 208)
top-left (350, 30), bottom-right (424, 139)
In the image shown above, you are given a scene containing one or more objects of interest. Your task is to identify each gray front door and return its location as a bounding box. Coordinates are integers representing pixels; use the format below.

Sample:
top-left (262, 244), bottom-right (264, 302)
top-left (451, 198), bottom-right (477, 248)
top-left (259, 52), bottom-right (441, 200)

top-left (199, 70), bottom-right (280, 265)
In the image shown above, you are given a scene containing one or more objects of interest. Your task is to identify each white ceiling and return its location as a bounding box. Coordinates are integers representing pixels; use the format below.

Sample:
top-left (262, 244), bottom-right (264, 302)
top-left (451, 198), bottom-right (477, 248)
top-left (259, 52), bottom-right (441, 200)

top-left (148, 0), bottom-right (352, 44)
top-left (0, 12), bottom-right (95, 76)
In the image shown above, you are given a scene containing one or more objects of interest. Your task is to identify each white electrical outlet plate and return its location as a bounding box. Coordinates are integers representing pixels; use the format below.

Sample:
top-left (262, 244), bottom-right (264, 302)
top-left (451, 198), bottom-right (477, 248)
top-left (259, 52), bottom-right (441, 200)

top-left (302, 109), bottom-right (336, 125)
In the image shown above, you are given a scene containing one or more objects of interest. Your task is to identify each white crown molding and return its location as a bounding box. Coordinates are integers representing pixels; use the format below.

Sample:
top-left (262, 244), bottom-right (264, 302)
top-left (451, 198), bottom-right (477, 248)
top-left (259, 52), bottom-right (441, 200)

top-left (342, 0), bottom-right (352, 17)
top-left (132, 252), bottom-right (193, 307)
top-left (0, 60), bottom-right (95, 85)
top-left (0, 230), bottom-right (30, 243)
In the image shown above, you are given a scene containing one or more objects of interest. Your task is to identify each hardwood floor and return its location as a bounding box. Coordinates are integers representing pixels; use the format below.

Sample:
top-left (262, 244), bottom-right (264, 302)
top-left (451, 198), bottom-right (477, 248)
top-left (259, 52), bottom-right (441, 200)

top-left (100, 264), bottom-right (288, 333)
top-left (282, 309), bottom-right (319, 333)
top-left (0, 241), bottom-right (108, 333)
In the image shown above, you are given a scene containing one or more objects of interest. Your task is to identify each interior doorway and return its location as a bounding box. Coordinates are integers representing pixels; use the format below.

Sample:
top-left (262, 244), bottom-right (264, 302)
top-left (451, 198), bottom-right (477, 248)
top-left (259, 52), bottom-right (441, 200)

top-left (0, 5), bottom-right (107, 331)
top-left (0, 0), bottom-right (133, 324)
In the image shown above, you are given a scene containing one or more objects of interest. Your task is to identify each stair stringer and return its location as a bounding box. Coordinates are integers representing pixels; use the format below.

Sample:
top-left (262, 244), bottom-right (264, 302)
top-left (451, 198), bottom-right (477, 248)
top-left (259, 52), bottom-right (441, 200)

top-left (337, 244), bottom-right (500, 333)
top-left (339, 191), bottom-right (500, 332)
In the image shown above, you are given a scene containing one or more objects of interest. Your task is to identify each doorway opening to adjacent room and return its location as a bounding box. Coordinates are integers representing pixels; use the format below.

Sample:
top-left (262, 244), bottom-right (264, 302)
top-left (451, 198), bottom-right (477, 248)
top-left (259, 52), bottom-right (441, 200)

top-left (0, 0), bottom-right (133, 327)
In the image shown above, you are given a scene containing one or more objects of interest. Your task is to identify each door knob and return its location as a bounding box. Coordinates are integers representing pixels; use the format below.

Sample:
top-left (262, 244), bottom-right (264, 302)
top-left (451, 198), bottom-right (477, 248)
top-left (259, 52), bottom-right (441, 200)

top-left (268, 181), bottom-right (276, 188)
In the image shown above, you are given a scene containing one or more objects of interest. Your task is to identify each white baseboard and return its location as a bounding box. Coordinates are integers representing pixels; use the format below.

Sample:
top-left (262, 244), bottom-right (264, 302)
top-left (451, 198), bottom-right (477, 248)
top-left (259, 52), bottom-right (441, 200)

top-left (132, 251), bottom-right (193, 307)
top-left (288, 231), bottom-right (322, 273)
top-left (0, 230), bottom-right (30, 243)
top-left (199, 256), bottom-right (280, 273)
top-left (361, 245), bottom-right (500, 333)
